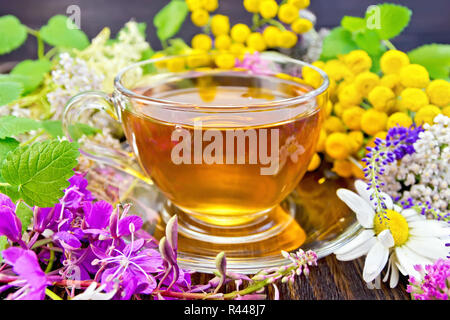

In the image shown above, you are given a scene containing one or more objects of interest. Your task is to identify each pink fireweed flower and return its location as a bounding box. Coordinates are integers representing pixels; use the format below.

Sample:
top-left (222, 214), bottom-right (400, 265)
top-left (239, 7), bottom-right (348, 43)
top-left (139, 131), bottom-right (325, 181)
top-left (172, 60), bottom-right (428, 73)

top-left (0, 247), bottom-right (49, 300)
top-left (235, 52), bottom-right (273, 76)
top-left (407, 259), bottom-right (450, 300)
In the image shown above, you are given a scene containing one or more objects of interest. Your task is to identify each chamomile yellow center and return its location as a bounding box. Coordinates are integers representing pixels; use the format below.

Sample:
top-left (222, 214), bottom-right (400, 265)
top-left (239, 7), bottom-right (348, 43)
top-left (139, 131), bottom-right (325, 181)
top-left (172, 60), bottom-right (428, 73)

top-left (373, 209), bottom-right (409, 246)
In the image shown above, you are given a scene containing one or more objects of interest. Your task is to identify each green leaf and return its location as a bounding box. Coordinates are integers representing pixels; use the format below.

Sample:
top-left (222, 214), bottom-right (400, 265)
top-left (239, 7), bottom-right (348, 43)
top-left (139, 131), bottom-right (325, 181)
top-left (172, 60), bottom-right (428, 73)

top-left (0, 82), bottom-right (23, 105)
top-left (365, 3), bottom-right (412, 40)
top-left (140, 48), bottom-right (156, 74)
top-left (41, 120), bottom-right (100, 139)
top-left (341, 16), bottom-right (366, 33)
top-left (320, 27), bottom-right (359, 60)
top-left (0, 137), bottom-right (19, 165)
top-left (154, 0), bottom-right (188, 42)
top-left (0, 15), bottom-right (27, 55)
top-left (15, 201), bottom-right (33, 233)
top-left (10, 59), bottom-right (52, 94)
top-left (40, 15), bottom-right (89, 50)
top-left (408, 44), bottom-right (450, 80)
top-left (353, 29), bottom-right (384, 57)
top-left (0, 116), bottom-right (41, 139)
top-left (0, 236), bottom-right (7, 262)
top-left (1, 140), bottom-right (79, 207)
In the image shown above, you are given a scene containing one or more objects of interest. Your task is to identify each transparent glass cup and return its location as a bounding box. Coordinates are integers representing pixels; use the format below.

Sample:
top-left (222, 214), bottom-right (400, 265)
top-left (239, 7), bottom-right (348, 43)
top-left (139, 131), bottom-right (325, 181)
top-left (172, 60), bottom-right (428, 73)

top-left (63, 52), bottom-right (329, 271)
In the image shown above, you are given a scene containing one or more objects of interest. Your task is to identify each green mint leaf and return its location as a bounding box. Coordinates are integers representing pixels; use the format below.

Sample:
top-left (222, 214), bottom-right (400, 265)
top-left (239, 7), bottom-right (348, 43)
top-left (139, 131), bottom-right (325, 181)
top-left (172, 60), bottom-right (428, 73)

top-left (10, 59), bottom-right (52, 94)
top-left (320, 27), bottom-right (359, 60)
top-left (40, 15), bottom-right (89, 50)
top-left (408, 44), bottom-right (450, 80)
top-left (15, 201), bottom-right (33, 233)
top-left (0, 185), bottom-right (20, 203)
top-left (341, 16), bottom-right (366, 33)
top-left (0, 15), bottom-right (27, 55)
top-left (0, 116), bottom-right (41, 139)
top-left (140, 48), bottom-right (156, 74)
top-left (154, 0), bottom-right (188, 42)
top-left (0, 74), bottom-right (35, 96)
top-left (41, 120), bottom-right (100, 139)
top-left (1, 140), bottom-right (79, 207)
top-left (0, 137), bottom-right (19, 165)
top-left (365, 3), bottom-right (412, 40)
top-left (353, 29), bottom-right (384, 57)
top-left (0, 82), bottom-right (23, 105)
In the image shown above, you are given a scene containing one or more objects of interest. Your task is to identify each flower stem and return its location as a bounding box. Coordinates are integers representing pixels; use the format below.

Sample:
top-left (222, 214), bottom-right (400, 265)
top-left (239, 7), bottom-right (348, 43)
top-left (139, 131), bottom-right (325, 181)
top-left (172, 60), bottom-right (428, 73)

top-left (45, 288), bottom-right (62, 300)
top-left (383, 40), bottom-right (397, 51)
top-left (31, 237), bottom-right (53, 250)
top-left (45, 243), bottom-right (55, 273)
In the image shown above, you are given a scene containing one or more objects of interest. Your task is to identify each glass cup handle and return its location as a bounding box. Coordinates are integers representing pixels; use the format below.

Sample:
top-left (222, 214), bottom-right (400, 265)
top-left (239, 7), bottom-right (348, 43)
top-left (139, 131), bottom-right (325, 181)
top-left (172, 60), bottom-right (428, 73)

top-left (62, 91), bottom-right (152, 184)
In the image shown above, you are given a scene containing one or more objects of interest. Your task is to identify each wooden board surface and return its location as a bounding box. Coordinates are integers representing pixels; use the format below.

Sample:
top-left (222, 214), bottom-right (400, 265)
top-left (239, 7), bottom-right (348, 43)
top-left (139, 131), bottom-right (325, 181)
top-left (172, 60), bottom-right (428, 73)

top-left (192, 256), bottom-right (410, 300)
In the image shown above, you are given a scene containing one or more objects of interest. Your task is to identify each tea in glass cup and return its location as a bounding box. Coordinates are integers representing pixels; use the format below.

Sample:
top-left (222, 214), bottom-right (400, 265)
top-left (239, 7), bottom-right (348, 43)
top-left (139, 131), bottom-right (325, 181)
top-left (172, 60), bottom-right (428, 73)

top-left (63, 52), bottom-right (329, 271)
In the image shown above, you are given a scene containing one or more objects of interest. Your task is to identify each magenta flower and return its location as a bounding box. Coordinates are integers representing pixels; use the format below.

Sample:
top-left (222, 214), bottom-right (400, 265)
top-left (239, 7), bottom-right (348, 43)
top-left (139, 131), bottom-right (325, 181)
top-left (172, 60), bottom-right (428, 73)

top-left (235, 52), bottom-right (274, 76)
top-left (83, 200), bottom-right (113, 230)
top-left (0, 194), bottom-right (22, 244)
top-left (407, 259), bottom-right (450, 300)
top-left (92, 238), bottom-right (163, 299)
top-left (1, 247), bottom-right (48, 300)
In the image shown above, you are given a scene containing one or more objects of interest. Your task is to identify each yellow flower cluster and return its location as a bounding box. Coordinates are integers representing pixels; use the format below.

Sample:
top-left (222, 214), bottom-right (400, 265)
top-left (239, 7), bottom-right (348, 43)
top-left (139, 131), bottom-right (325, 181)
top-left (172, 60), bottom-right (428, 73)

top-left (308, 49), bottom-right (450, 178)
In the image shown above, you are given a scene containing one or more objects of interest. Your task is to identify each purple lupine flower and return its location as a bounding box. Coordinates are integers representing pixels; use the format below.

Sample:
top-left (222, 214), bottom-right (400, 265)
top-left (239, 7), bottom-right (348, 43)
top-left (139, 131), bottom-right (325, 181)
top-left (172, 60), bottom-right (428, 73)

top-left (1, 247), bottom-right (48, 300)
top-left (92, 238), bottom-right (163, 299)
top-left (0, 194), bottom-right (22, 243)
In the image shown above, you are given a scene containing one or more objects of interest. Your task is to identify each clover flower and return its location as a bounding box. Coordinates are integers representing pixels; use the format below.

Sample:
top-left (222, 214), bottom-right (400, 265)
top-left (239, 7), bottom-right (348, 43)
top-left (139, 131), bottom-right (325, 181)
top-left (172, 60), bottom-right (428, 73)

top-left (407, 259), bottom-right (450, 300)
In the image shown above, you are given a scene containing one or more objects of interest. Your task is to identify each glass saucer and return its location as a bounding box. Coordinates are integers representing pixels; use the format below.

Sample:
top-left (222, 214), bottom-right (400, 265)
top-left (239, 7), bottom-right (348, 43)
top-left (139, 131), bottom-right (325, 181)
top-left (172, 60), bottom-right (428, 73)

top-left (86, 163), bottom-right (360, 274)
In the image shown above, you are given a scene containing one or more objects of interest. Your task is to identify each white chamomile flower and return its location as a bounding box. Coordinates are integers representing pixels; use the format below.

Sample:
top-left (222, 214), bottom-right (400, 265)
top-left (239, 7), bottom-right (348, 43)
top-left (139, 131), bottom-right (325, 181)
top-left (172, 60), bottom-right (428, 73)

top-left (333, 180), bottom-right (449, 288)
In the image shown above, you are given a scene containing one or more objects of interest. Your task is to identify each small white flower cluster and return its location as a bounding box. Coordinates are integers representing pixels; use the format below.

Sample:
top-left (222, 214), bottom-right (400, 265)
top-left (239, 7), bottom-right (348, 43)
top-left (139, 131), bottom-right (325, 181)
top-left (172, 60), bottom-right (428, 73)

top-left (382, 114), bottom-right (450, 214)
top-left (47, 52), bottom-right (104, 119)
top-left (0, 103), bottom-right (31, 118)
top-left (79, 21), bottom-right (150, 92)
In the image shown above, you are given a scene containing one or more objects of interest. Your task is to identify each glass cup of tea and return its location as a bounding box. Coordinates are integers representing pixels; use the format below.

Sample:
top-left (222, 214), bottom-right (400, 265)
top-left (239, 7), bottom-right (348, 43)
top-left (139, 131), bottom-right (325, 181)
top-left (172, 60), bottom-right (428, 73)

top-left (63, 52), bottom-right (329, 271)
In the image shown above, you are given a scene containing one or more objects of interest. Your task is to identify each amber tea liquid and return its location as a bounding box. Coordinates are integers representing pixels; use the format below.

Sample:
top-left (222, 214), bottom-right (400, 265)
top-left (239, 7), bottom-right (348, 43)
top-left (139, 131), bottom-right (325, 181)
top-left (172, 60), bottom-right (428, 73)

top-left (121, 71), bottom-right (324, 226)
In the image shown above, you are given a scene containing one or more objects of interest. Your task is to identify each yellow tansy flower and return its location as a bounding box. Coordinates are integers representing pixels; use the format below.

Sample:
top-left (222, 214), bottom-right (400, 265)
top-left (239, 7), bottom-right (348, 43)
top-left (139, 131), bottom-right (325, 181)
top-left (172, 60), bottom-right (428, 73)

top-left (191, 9), bottom-right (209, 27)
top-left (324, 116), bottom-right (346, 133)
top-left (166, 57), bottom-right (185, 73)
top-left (243, 0), bottom-right (261, 13)
top-left (399, 64), bottom-right (430, 88)
top-left (191, 34), bottom-right (212, 51)
top-left (288, 0), bottom-right (310, 9)
top-left (186, 50), bottom-right (210, 68)
top-left (332, 159), bottom-right (353, 178)
top-left (368, 86), bottom-right (396, 112)
top-left (215, 34), bottom-right (232, 50)
top-left (203, 0), bottom-right (218, 11)
top-left (291, 18), bottom-right (313, 34)
top-left (414, 105), bottom-right (442, 125)
top-left (361, 109), bottom-right (388, 135)
top-left (325, 132), bottom-right (352, 160)
top-left (211, 14), bottom-right (230, 36)
top-left (380, 74), bottom-right (400, 89)
top-left (259, 0), bottom-right (278, 19)
top-left (380, 50), bottom-right (410, 74)
top-left (307, 153), bottom-right (321, 171)
top-left (387, 112), bottom-right (413, 129)
top-left (214, 52), bottom-right (236, 69)
top-left (325, 100), bottom-right (333, 116)
top-left (333, 102), bottom-right (354, 117)
top-left (323, 60), bottom-right (352, 81)
top-left (348, 130), bottom-right (364, 153)
top-left (354, 72), bottom-right (380, 97)
top-left (399, 87), bottom-right (429, 112)
top-left (246, 32), bottom-right (266, 52)
top-left (229, 42), bottom-right (246, 56)
top-left (316, 129), bottom-right (327, 152)
top-left (351, 161), bottom-right (366, 179)
top-left (342, 106), bottom-right (364, 130)
top-left (277, 30), bottom-right (298, 48)
top-left (341, 50), bottom-right (372, 74)
top-left (151, 52), bottom-right (167, 69)
top-left (262, 26), bottom-right (281, 48)
top-left (230, 23), bottom-right (251, 43)
top-left (302, 66), bottom-right (322, 88)
top-left (426, 79), bottom-right (450, 107)
top-left (442, 106), bottom-right (450, 117)
top-left (338, 84), bottom-right (362, 106)
top-left (278, 4), bottom-right (298, 24)
top-left (186, 0), bottom-right (203, 11)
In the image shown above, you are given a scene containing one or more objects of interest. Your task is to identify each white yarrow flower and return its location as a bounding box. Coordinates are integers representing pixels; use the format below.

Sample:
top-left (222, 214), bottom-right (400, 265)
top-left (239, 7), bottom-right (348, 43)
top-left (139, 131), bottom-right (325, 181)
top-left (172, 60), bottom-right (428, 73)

top-left (334, 180), bottom-right (449, 288)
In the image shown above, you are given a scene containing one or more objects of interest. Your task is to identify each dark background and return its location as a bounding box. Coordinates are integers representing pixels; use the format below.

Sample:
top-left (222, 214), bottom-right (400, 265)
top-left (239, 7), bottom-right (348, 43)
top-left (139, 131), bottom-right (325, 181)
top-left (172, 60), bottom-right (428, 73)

top-left (1, 0), bottom-right (449, 62)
